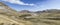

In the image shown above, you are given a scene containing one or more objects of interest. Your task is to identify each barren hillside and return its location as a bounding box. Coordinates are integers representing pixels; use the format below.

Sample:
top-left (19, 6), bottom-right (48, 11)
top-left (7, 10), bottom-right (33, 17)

top-left (0, 2), bottom-right (60, 25)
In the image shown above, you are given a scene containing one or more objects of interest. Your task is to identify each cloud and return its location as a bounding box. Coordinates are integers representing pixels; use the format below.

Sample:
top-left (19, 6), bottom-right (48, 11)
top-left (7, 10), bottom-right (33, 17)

top-left (2, 0), bottom-right (35, 6)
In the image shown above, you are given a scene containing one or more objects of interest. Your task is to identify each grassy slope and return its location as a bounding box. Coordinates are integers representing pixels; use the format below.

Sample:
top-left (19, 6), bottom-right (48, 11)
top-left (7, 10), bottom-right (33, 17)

top-left (0, 14), bottom-right (34, 25)
top-left (21, 13), bottom-right (60, 25)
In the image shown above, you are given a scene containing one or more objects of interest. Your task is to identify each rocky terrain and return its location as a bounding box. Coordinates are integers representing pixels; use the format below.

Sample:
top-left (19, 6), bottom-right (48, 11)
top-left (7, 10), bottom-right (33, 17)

top-left (0, 2), bottom-right (33, 25)
top-left (0, 2), bottom-right (60, 25)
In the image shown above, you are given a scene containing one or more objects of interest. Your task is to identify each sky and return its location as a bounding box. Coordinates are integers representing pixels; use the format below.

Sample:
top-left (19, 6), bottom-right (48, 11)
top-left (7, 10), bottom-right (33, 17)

top-left (0, 0), bottom-right (60, 11)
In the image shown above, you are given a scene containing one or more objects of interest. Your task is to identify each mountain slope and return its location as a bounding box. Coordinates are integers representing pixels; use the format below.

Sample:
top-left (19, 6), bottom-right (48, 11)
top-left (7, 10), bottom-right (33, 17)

top-left (0, 2), bottom-right (19, 16)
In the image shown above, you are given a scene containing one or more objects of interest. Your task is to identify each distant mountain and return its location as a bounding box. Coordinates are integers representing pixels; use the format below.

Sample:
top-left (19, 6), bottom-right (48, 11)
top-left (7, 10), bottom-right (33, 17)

top-left (45, 9), bottom-right (60, 13)
top-left (35, 9), bottom-right (60, 13)
top-left (34, 11), bottom-right (43, 13)
top-left (18, 10), bottom-right (32, 14)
